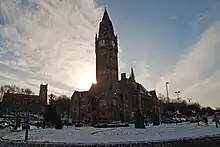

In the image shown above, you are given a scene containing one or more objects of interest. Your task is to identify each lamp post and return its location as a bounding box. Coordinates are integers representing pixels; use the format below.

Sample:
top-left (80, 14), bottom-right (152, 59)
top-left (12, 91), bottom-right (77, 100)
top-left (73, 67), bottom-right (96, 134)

top-left (175, 91), bottom-right (181, 103)
top-left (187, 97), bottom-right (192, 103)
top-left (24, 114), bottom-right (29, 141)
top-left (113, 92), bottom-right (120, 121)
top-left (24, 95), bottom-right (30, 141)
top-left (165, 82), bottom-right (169, 103)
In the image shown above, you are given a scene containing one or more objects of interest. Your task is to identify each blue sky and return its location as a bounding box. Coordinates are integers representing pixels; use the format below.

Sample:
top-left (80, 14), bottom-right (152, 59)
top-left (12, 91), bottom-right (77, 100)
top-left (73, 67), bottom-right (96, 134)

top-left (0, 0), bottom-right (220, 107)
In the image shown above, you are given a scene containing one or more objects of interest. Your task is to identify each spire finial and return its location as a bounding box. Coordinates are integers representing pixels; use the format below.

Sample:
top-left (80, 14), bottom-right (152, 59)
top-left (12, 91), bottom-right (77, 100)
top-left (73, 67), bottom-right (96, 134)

top-left (130, 67), bottom-right (135, 81)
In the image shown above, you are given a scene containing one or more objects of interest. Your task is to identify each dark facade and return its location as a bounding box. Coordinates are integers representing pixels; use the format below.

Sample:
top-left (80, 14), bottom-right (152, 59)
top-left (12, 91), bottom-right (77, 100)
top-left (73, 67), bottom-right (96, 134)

top-left (70, 9), bottom-right (161, 122)
top-left (1, 84), bottom-right (48, 114)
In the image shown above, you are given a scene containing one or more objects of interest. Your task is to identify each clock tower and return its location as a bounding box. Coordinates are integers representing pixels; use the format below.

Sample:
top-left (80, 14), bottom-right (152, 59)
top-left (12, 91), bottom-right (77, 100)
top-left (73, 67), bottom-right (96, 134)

top-left (95, 8), bottom-right (118, 89)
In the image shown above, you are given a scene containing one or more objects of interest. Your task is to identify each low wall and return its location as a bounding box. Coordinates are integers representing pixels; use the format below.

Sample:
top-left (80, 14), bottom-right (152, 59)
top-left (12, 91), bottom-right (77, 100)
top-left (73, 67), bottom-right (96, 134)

top-left (1, 135), bottom-right (220, 147)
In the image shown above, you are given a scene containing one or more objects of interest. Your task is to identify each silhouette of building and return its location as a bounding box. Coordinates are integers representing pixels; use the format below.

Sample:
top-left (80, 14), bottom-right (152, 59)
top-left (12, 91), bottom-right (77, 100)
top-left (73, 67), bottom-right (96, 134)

top-left (71, 9), bottom-right (161, 122)
top-left (2, 84), bottom-right (48, 114)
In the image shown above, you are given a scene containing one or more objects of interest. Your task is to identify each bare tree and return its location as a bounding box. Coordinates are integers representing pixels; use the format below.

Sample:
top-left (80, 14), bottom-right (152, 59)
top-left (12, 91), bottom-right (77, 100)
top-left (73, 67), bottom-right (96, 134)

top-left (24, 88), bottom-right (32, 95)
top-left (0, 85), bottom-right (34, 96)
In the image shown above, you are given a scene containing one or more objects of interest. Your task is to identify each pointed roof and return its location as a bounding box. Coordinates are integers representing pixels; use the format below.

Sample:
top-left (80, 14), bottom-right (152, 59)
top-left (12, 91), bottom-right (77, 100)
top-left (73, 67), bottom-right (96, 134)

top-left (130, 67), bottom-right (135, 81)
top-left (101, 7), bottom-right (111, 22)
top-left (98, 7), bottom-right (115, 37)
top-left (149, 90), bottom-right (158, 99)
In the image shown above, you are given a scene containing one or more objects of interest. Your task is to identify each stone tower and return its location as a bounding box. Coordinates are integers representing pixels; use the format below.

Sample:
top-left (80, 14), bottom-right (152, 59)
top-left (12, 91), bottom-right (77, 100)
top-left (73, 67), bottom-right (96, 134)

top-left (39, 84), bottom-right (48, 104)
top-left (95, 8), bottom-right (118, 90)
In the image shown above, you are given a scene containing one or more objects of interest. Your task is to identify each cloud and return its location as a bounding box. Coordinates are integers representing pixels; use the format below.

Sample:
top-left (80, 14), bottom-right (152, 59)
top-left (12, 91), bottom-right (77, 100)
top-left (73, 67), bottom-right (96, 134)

top-left (156, 21), bottom-right (220, 107)
top-left (47, 85), bottom-right (70, 96)
top-left (0, 75), bottom-right (38, 93)
top-left (0, 69), bottom-right (69, 95)
top-left (190, 2), bottom-right (220, 26)
top-left (119, 59), bottom-right (156, 90)
top-left (133, 61), bottom-right (151, 80)
top-left (27, 78), bottom-right (71, 96)
top-left (0, 0), bottom-right (104, 91)
top-left (170, 16), bottom-right (178, 20)
top-left (0, 71), bottom-right (19, 81)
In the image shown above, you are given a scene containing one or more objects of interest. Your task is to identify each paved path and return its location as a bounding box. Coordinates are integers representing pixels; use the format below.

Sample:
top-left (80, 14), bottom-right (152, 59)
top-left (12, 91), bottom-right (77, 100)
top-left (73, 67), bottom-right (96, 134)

top-left (0, 128), bottom-right (9, 137)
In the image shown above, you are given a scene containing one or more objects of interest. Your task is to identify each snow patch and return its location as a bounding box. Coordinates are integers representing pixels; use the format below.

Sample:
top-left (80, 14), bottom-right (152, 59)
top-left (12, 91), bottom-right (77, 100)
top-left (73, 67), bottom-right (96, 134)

top-left (3, 123), bottom-right (220, 143)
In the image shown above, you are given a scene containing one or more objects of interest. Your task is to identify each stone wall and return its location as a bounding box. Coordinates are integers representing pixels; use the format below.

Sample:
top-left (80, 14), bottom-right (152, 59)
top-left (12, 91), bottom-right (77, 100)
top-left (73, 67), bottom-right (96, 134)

top-left (1, 136), bottom-right (220, 147)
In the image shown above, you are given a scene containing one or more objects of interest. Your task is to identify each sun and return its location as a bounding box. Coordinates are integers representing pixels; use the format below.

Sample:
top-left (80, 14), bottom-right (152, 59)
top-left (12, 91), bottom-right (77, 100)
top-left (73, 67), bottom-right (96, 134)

top-left (75, 67), bottom-right (96, 90)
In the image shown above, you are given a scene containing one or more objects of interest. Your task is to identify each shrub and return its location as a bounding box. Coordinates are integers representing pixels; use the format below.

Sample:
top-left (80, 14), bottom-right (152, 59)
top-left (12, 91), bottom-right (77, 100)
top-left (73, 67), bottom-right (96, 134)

top-left (55, 116), bottom-right (63, 129)
top-left (75, 123), bottom-right (83, 127)
top-left (15, 117), bottom-right (21, 128)
top-left (153, 113), bottom-right (160, 126)
top-left (135, 110), bottom-right (145, 128)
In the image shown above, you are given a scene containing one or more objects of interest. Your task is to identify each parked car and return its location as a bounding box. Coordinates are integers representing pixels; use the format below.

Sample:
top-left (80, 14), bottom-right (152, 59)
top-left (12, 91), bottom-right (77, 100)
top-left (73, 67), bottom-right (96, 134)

top-left (161, 118), bottom-right (175, 124)
top-left (212, 112), bottom-right (220, 122)
top-left (75, 122), bottom-right (83, 127)
top-left (22, 123), bottom-right (30, 130)
top-left (0, 121), bottom-right (9, 129)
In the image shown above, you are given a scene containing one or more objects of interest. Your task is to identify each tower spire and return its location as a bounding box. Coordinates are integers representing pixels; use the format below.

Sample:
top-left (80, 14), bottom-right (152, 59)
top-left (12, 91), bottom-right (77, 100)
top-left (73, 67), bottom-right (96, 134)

top-left (98, 7), bottom-right (114, 38)
top-left (101, 7), bottom-right (111, 23)
top-left (130, 67), bottom-right (135, 81)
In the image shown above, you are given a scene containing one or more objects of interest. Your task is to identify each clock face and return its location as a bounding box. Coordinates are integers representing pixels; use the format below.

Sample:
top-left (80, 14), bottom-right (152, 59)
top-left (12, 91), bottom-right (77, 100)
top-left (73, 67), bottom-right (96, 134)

top-left (111, 40), bottom-right (116, 48)
top-left (99, 40), bottom-right (105, 47)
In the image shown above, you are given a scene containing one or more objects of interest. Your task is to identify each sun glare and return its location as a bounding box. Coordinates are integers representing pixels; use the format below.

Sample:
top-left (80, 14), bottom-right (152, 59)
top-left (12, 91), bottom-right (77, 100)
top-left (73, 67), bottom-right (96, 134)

top-left (75, 67), bottom-right (96, 90)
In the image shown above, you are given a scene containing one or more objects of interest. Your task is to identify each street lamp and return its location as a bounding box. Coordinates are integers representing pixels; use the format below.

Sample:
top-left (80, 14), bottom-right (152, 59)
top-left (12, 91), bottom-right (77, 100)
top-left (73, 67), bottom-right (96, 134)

top-left (165, 82), bottom-right (169, 103)
top-left (187, 97), bottom-right (192, 103)
top-left (175, 91), bottom-right (181, 102)
top-left (24, 95), bottom-right (30, 141)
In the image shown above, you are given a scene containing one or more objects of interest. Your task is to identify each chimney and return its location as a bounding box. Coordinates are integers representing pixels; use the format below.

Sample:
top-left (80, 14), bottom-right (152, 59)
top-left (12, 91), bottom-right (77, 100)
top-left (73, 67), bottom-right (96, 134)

top-left (121, 73), bottom-right (126, 80)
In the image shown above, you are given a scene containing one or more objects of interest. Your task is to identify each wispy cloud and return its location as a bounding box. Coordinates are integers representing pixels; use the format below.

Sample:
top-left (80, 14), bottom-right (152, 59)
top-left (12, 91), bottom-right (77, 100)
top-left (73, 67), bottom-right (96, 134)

top-left (190, 1), bottom-right (220, 26)
top-left (27, 78), bottom-right (71, 96)
top-left (0, 0), bottom-right (103, 92)
top-left (133, 61), bottom-right (151, 80)
top-left (170, 16), bottom-right (178, 20)
top-left (0, 71), bottom-right (19, 81)
top-left (156, 21), bottom-right (220, 107)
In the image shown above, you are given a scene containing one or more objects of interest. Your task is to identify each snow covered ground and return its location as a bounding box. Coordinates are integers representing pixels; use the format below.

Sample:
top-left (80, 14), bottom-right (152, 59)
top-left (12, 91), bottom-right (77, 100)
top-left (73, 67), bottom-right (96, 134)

top-left (3, 123), bottom-right (220, 144)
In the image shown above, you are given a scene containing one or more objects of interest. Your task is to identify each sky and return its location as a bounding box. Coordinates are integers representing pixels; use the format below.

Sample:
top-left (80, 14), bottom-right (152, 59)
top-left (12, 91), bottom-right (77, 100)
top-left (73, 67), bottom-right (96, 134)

top-left (0, 0), bottom-right (220, 107)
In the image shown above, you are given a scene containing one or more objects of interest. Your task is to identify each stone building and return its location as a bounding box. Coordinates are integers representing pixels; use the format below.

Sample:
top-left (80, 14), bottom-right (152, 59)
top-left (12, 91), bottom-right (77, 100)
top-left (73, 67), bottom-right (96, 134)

top-left (1, 84), bottom-right (48, 114)
top-left (71, 9), bottom-right (162, 123)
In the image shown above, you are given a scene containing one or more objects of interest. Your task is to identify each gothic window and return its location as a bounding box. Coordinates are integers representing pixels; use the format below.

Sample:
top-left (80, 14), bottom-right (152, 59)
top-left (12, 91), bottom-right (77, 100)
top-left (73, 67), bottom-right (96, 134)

top-left (99, 40), bottom-right (105, 47)
top-left (103, 39), bottom-right (107, 46)
top-left (98, 71), bottom-right (102, 75)
top-left (125, 93), bottom-right (128, 100)
top-left (106, 61), bottom-right (110, 68)
top-left (104, 31), bottom-right (108, 36)
top-left (111, 40), bottom-right (116, 48)
top-left (132, 96), bottom-right (136, 109)
top-left (100, 50), bottom-right (105, 56)
top-left (120, 94), bottom-right (123, 102)
top-left (111, 70), bottom-right (116, 75)
top-left (104, 27), bottom-right (108, 32)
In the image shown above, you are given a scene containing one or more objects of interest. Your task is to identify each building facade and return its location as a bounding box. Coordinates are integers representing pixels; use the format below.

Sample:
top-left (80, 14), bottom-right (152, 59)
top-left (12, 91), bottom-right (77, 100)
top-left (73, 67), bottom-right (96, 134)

top-left (1, 84), bottom-right (48, 114)
top-left (71, 9), bottom-right (162, 123)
